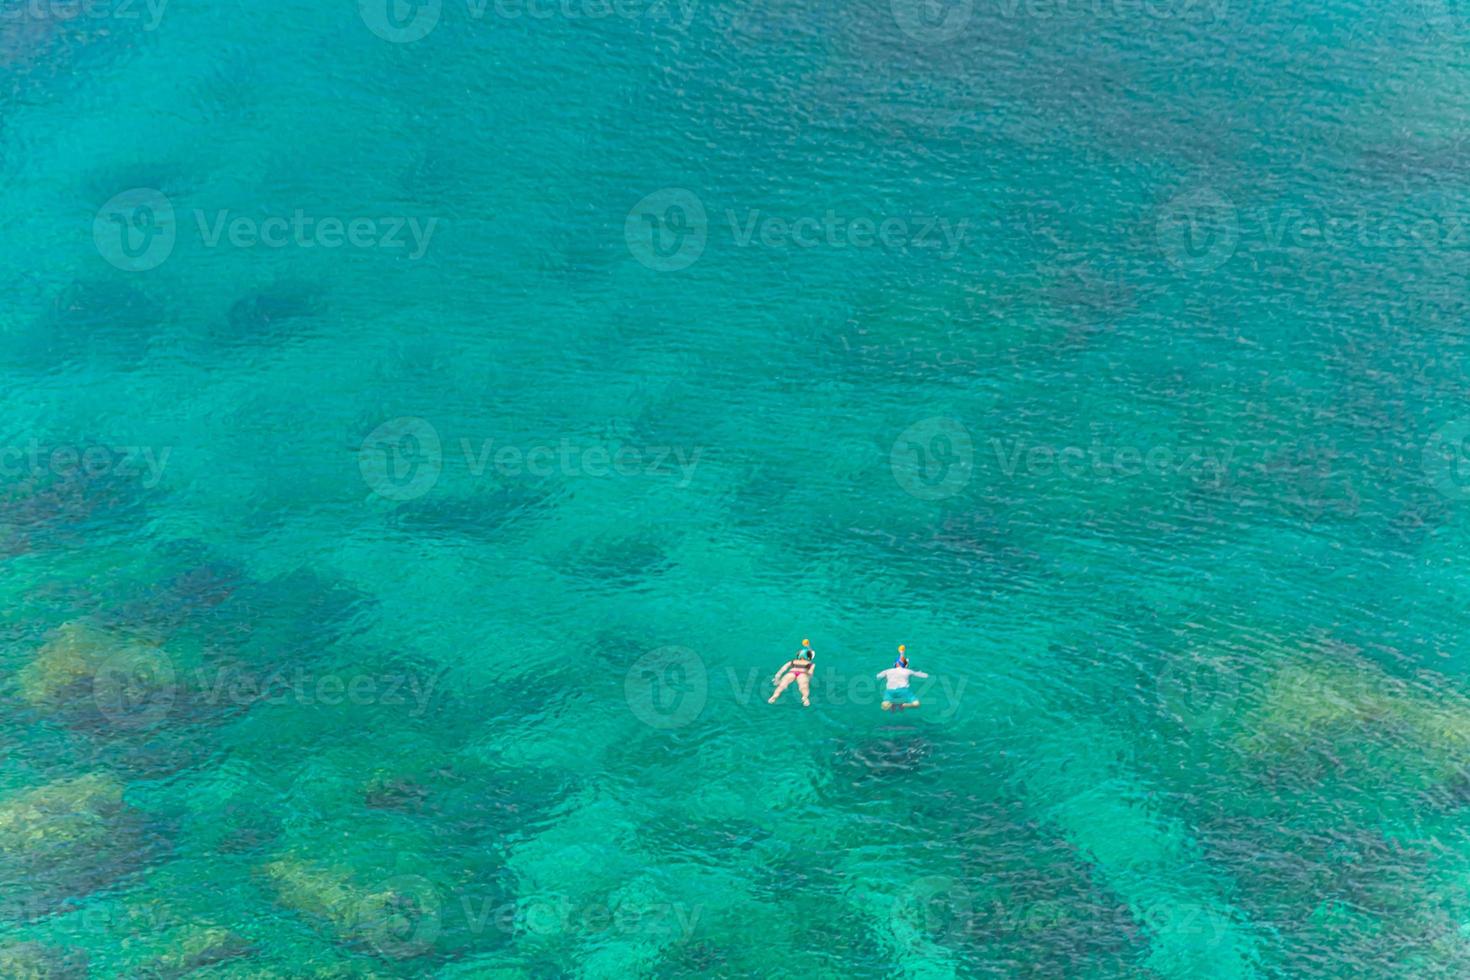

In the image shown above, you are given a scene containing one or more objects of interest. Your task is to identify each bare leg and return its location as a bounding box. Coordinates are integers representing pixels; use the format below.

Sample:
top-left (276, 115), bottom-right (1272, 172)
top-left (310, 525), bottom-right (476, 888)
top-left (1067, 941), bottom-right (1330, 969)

top-left (796, 673), bottom-right (811, 707)
top-left (769, 674), bottom-right (794, 703)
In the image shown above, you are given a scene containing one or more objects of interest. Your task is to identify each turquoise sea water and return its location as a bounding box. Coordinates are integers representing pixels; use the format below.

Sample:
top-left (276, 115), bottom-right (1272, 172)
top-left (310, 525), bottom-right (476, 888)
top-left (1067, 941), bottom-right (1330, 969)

top-left (3, 0), bottom-right (1470, 975)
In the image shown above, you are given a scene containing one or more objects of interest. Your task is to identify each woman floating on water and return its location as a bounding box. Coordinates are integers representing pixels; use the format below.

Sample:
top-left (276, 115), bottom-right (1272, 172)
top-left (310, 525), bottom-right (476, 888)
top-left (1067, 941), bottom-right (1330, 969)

top-left (877, 645), bottom-right (927, 711)
top-left (769, 639), bottom-right (816, 707)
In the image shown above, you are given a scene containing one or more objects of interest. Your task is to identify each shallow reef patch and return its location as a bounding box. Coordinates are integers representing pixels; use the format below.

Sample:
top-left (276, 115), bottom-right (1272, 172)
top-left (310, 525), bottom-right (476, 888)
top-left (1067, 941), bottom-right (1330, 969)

top-left (0, 772), bottom-right (167, 919)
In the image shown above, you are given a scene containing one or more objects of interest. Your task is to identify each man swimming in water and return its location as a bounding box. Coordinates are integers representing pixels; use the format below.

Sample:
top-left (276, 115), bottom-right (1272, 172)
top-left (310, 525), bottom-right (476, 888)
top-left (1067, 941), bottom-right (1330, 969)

top-left (877, 645), bottom-right (927, 711)
top-left (769, 638), bottom-right (816, 707)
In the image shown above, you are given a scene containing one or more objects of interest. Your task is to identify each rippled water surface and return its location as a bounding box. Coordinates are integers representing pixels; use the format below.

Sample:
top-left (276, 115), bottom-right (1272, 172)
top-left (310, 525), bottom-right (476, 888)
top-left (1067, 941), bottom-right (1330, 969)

top-left (3, 0), bottom-right (1470, 976)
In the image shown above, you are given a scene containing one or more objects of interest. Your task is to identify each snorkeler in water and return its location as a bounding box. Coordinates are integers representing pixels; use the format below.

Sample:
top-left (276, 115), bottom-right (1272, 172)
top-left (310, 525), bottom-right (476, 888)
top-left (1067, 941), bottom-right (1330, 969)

top-left (769, 638), bottom-right (816, 707)
top-left (877, 645), bottom-right (928, 711)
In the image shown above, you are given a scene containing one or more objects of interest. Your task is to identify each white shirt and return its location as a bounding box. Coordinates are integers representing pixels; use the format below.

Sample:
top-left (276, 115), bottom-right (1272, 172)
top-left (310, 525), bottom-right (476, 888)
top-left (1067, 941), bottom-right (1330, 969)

top-left (876, 666), bottom-right (928, 690)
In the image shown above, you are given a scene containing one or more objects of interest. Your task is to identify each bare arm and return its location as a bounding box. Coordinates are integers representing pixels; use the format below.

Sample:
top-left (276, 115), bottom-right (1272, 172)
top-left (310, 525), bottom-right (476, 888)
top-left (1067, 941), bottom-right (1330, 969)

top-left (911, 671), bottom-right (929, 679)
top-left (773, 661), bottom-right (793, 683)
